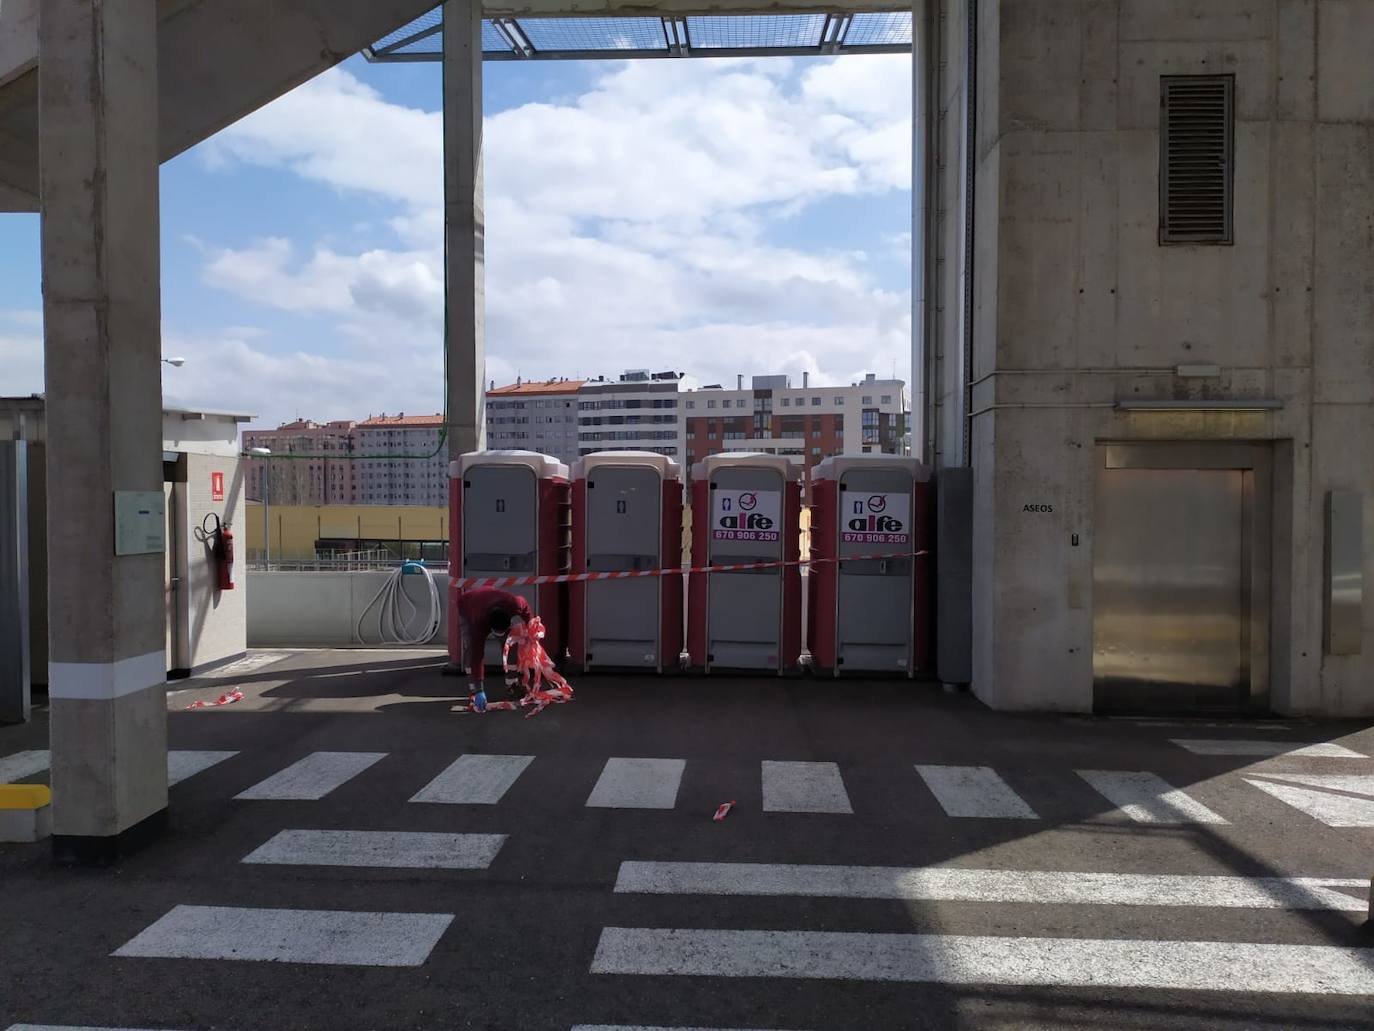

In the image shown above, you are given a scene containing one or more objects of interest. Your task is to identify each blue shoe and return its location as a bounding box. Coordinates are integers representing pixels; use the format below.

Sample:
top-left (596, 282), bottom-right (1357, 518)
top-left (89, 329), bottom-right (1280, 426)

top-left (471, 689), bottom-right (488, 713)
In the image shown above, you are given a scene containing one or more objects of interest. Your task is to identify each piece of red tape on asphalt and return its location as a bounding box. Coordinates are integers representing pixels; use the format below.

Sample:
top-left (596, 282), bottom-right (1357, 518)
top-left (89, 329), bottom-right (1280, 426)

top-left (185, 688), bottom-right (244, 710)
top-left (713, 801), bottom-right (736, 821)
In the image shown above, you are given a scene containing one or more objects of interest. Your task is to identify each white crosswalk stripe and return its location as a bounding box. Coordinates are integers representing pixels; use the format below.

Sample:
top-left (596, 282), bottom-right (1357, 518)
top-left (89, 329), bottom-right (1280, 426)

top-left (166, 750), bottom-right (238, 786)
top-left (1244, 773), bottom-right (1374, 827)
top-left (914, 764), bottom-right (1038, 819)
top-left (410, 753), bottom-right (534, 805)
top-left (233, 751), bottom-right (386, 801)
top-left (590, 927), bottom-right (1374, 994)
top-left (612, 861), bottom-right (1368, 911)
top-left (1077, 769), bottom-right (1228, 824)
top-left (241, 829), bottom-right (506, 869)
top-left (573, 1027), bottom-right (810, 1031)
top-left (761, 761), bottom-right (852, 814)
top-left (1171, 739), bottom-right (1366, 758)
top-left (113, 905), bottom-right (453, 966)
top-left (586, 758), bottom-right (685, 809)
top-left (6, 1026), bottom-right (183, 1031)
top-left (0, 750), bottom-right (50, 783)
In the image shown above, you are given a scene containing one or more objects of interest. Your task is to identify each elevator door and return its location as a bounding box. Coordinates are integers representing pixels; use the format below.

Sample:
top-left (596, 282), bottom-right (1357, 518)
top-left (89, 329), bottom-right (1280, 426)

top-left (1093, 467), bottom-right (1248, 713)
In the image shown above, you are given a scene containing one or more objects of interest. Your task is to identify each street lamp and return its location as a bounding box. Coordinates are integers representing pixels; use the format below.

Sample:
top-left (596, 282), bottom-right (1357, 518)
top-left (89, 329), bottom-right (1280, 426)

top-left (248, 446), bottom-right (272, 565)
top-left (161, 357), bottom-right (186, 367)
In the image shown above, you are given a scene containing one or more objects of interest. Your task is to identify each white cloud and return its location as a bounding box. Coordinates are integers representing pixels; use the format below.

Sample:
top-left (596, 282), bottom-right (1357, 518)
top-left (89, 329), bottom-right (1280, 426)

top-left (190, 56), bottom-right (914, 427)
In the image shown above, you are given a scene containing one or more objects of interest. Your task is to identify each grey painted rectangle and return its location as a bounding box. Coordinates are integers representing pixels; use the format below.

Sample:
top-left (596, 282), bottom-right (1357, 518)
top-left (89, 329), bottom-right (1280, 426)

top-left (761, 760), bottom-right (852, 814)
top-left (0, 749), bottom-right (49, 783)
top-left (113, 905), bottom-right (453, 966)
top-left (590, 928), bottom-right (1374, 994)
top-left (167, 750), bottom-right (239, 786)
top-left (915, 765), bottom-right (1038, 819)
top-left (613, 862), bottom-right (1367, 911)
top-left (234, 751), bottom-right (386, 800)
top-left (410, 753), bottom-right (534, 805)
top-left (586, 758), bottom-right (685, 809)
top-left (1171, 739), bottom-right (1365, 758)
top-left (1077, 770), bottom-right (1227, 824)
top-left (242, 829), bottom-right (506, 869)
top-left (1245, 774), bottom-right (1374, 827)
top-left (1326, 489), bottom-right (1362, 655)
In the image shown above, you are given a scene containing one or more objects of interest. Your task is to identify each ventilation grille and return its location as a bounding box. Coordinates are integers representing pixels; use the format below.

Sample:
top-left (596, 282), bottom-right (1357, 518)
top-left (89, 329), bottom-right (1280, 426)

top-left (1160, 76), bottom-right (1234, 244)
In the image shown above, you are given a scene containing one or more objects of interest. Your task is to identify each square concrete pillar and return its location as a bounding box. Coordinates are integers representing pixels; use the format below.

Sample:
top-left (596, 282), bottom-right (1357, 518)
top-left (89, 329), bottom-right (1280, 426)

top-left (444, 0), bottom-right (486, 458)
top-left (39, 0), bottom-right (169, 861)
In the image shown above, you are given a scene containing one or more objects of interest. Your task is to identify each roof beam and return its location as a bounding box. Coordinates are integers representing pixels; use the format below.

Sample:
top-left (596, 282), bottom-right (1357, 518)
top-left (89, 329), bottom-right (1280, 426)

top-left (484, 0), bottom-right (906, 15)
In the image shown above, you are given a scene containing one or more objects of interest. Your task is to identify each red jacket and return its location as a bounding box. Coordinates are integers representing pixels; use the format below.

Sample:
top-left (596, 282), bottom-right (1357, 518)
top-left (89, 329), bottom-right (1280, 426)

top-left (456, 588), bottom-right (534, 680)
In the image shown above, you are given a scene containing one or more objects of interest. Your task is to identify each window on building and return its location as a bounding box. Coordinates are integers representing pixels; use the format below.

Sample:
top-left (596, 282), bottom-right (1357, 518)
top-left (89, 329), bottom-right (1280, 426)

top-left (1159, 75), bottom-right (1234, 245)
top-left (707, 400), bottom-right (717, 409)
top-left (780, 398), bottom-right (790, 407)
top-left (811, 447), bottom-right (822, 457)
top-left (833, 396), bottom-right (844, 406)
top-left (811, 397), bottom-right (821, 407)
top-left (862, 396), bottom-right (873, 406)
top-left (708, 431), bottom-right (717, 440)
top-left (736, 399), bottom-right (746, 408)
top-left (881, 395), bottom-right (892, 405)
top-left (686, 400), bottom-right (695, 409)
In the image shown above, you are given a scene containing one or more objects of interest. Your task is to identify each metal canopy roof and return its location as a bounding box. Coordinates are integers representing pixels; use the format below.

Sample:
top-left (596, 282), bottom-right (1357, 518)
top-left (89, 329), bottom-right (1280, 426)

top-left (364, 8), bottom-right (911, 61)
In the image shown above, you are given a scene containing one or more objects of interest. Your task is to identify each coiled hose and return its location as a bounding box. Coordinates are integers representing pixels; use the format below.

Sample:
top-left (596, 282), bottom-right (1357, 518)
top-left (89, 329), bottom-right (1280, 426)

top-left (355, 561), bottom-right (442, 646)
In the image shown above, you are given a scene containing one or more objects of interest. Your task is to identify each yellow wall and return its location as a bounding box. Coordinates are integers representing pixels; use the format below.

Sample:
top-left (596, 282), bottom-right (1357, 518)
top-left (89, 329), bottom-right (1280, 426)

top-left (244, 503), bottom-right (449, 560)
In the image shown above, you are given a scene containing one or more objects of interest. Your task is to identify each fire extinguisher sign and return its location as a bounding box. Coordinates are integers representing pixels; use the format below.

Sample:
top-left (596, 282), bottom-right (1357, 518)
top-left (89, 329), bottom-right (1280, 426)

top-left (211, 471), bottom-right (225, 502)
top-left (842, 492), bottom-right (911, 544)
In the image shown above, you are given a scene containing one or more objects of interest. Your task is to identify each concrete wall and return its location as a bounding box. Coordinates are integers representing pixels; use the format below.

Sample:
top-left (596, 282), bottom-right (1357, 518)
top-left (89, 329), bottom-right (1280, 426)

top-left (958, 0), bottom-right (1374, 715)
top-left (177, 452), bottom-right (248, 674)
top-left (248, 569), bottom-right (450, 647)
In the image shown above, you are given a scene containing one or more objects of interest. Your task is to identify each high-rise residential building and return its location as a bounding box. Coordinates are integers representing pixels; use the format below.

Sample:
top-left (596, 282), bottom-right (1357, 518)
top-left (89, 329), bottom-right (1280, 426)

top-left (354, 413), bottom-right (449, 506)
top-left (485, 378), bottom-right (584, 465)
top-left (681, 373), bottom-right (908, 488)
top-left (243, 419), bottom-right (358, 505)
top-left (576, 369), bottom-right (686, 459)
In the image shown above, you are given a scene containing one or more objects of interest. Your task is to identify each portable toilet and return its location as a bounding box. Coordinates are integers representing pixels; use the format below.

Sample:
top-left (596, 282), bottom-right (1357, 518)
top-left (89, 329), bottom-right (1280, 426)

top-left (569, 451), bottom-right (683, 672)
top-left (687, 452), bottom-right (802, 673)
top-left (447, 450), bottom-right (570, 675)
top-left (808, 454), bottom-right (933, 676)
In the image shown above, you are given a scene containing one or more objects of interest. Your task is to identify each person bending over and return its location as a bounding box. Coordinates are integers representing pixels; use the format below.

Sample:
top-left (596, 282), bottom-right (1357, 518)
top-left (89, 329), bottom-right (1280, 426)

top-left (456, 587), bottom-right (534, 712)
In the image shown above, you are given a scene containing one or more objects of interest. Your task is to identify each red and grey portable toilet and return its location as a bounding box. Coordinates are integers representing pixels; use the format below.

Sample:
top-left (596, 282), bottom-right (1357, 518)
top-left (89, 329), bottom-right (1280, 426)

top-left (447, 450), bottom-right (570, 674)
top-left (808, 454), bottom-right (933, 677)
top-left (569, 451), bottom-right (683, 672)
top-left (687, 453), bottom-right (802, 673)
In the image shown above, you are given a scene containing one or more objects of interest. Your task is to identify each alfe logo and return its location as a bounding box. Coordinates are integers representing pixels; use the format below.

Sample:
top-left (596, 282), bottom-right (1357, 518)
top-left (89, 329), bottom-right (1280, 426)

top-left (847, 493), bottom-right (907, 536)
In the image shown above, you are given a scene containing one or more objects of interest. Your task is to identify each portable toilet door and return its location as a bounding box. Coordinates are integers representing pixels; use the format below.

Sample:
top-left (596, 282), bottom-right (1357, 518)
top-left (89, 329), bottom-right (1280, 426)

top-left (689, 453), bottom-right (801, 673)
top-left (572, 452), bottom-right (682, 672)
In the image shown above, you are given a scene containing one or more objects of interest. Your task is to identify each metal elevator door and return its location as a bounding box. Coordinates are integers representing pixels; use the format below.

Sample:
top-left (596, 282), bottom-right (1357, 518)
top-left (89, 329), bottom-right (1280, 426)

top-left (1093, 466), bottom-right (1249, 713)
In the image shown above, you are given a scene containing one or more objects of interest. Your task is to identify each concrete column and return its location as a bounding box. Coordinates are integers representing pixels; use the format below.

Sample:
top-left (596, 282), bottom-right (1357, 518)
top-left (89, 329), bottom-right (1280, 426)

top-left (444, 0), bottom-right (486, 459)
top-left (39, 0), bottom-right (168, 861)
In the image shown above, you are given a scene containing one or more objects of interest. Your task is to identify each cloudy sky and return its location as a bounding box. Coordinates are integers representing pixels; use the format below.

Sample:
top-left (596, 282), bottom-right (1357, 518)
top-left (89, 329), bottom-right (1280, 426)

top-left (0, 50), bottom-right (912, 430)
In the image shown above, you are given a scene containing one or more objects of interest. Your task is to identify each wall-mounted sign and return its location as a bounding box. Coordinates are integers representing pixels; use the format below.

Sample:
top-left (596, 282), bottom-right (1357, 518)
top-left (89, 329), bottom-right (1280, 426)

top-left (1023, 503), bottom-right (1053, 513)
top-left (211, 471), bottom-right (225, 502)
top-left (712, 489), bottom-right (781, 542)
top-left (842, 492), bottom-right (911, 545)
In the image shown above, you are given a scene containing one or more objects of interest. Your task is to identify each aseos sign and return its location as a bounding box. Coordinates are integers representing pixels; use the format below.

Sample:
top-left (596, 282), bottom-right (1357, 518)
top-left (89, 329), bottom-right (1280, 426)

top-left (842, 492), bottom-right (911, 545)
top-left (712, 489), bottom-right (782, 542)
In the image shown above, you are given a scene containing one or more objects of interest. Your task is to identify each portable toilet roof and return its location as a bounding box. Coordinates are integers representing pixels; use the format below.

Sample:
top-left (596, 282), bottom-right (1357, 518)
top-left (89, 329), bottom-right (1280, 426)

top-left (450, 450), bottom-right (569, 480)
top-left (573, 450), bottom-right (682, 481)
top-left (812, 453), bottom-right (931, 483)
top-left (692, 451), bottom-right (800, 482)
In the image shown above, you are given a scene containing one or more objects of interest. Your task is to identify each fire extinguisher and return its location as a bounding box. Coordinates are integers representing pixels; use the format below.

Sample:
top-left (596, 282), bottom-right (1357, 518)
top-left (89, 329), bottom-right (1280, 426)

top-left (199, 513), bottom-right (235, 591)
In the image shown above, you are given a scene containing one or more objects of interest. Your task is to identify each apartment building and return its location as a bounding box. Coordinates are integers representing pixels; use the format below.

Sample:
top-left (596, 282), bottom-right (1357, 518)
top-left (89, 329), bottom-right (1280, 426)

top-left (576, 369), bottom-right (685, 459)
top-left (485, 377), bottom-right (583, 465)
top-left (353, 413), bottom-right (449, 506)
top-left (242, 419), bottom-right (357, 506)
top-left (682, 373), bottom-right (907, 486)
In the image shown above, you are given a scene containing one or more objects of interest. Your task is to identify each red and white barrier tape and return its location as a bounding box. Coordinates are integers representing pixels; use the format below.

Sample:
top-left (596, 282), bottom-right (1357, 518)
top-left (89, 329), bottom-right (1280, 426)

top-left (185, 688), bottom-right (244, 710)
top-left (452, 550), bottom-right (928, 590)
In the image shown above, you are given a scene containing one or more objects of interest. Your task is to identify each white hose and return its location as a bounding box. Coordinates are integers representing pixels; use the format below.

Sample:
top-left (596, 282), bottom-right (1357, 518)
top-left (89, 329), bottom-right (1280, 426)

top-left (355, 563), bottom-right (442, 646)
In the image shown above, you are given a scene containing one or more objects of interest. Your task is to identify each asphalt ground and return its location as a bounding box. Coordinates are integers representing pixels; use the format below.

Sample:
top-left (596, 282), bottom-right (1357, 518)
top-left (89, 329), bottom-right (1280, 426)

top-left (1, 649), bottom-right (1373, 1031)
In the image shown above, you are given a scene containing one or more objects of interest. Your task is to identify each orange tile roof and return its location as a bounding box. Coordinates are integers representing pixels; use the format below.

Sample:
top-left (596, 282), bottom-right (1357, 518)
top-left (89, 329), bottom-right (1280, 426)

top-left (488, 379), bottom-right (584, 396)
top-left (358, 413), bottom-right (445, 427)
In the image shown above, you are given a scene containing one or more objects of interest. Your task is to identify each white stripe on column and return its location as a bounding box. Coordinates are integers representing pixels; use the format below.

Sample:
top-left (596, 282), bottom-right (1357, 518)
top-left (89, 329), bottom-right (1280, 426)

top-left (586, 758), bottom-right (686, 809)
top-left (113, 905), bottom-right (453, 966)
top-left (761, 761), bottom-right (852, 814)
top-left (1171, 739), bottom-right (1366, 758)
top-left (242, 829), bottom-right (506, 869)
top-left (613, 862), bottom-right (1367, 911)
top-left (1245, 774), bottom-right (1374, 827)
top-left (167, 750), bottom-right (238, 786)
top-left (410, 754), bottom-right (534, 804)
top-left (914, 765), bottom-right (1038, 819)
top-left (590, 928), bottom-right (1374, 994)
top-left (1077, 770), bottom-right (1228, 824)
top-left (47, 651), bottom-right (164, 701)
top-left (0, 750), bottom-right (50, 782)
top-left (234, 752), bottom-right (386, 801)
